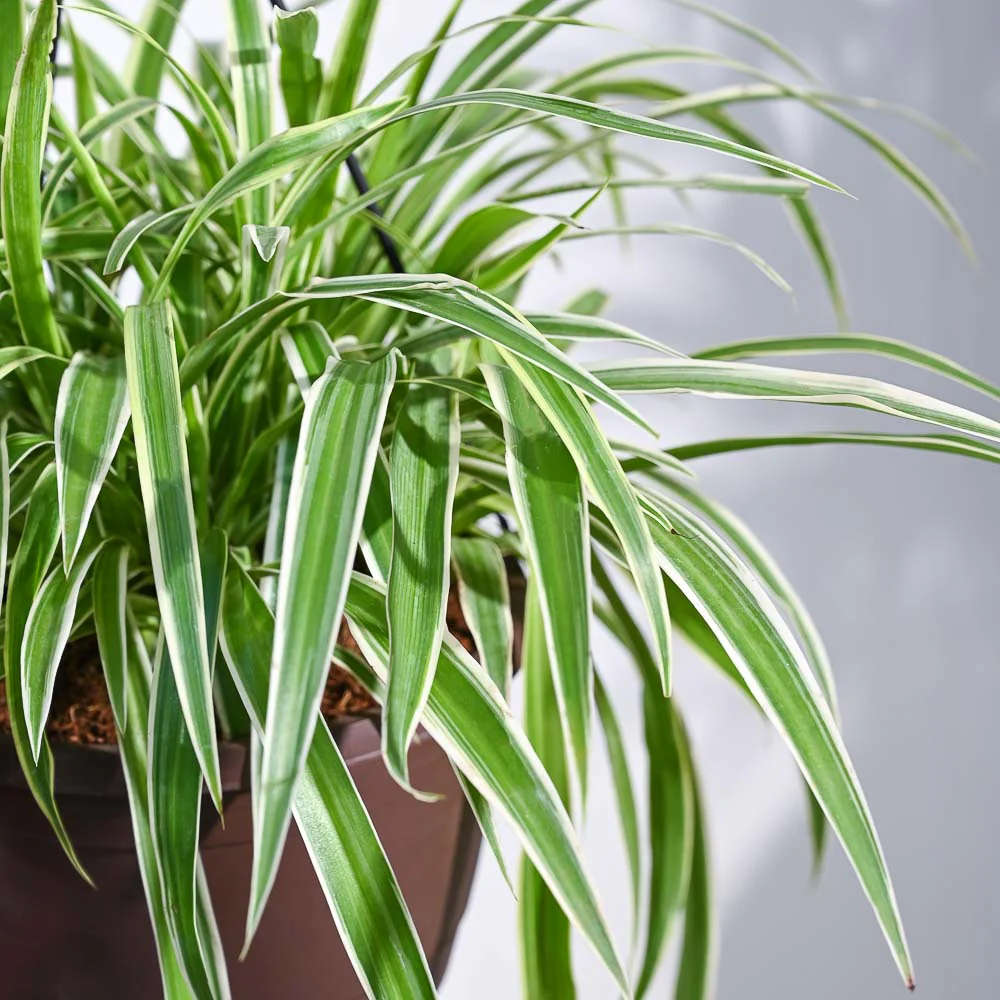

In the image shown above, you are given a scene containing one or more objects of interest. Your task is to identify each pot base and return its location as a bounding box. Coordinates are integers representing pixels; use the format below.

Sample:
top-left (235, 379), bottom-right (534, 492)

top-left (0, 720), bottom-right (480, 1000)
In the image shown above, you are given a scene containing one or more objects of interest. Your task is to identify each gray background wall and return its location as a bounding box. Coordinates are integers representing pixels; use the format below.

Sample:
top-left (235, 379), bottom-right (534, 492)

top-left (75, 2), bottom-right (1000, 997)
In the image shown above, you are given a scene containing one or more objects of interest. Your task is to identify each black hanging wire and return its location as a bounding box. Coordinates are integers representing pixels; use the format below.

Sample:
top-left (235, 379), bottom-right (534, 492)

top-left (267, 0), bottom-right (403, 272)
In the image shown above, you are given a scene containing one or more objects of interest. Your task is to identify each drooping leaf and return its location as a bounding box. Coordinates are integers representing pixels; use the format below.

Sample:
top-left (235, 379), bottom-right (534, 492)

top-left (591, 357), bottom-right (1000, 444)
top-left (148, 636), bottom-right (230, 1000)
top-left (151, 102), bottom-right (404, 295)
top-left (124, 302), bottom-right (222, 808)
top-left (673, 758), bottom-right (715, 1000)
top-left (644, 492), bottom-right (913, 987)
top-left (695, 333), bottom-right (1000, 403)
top-left (451, 536), bottom-right (514, 695)
top-left (1, 467), bottom-right (88, 880)
top-left (384, 382), bottom-right (460, 789)
top-left (594, 673), bottom-right (641, 933)
top-left (219, 562), bottom-right (437, 1000)
top-left (670, 430), bottom-right (1000, 465)
top-left (21, 542), bottom-right (107, 761)
top-left (117, 616), bottom-right (202, 999)
top-left (495, 351), bottom-right (671, 692)
top-left (519, 581), bottom-right (576, 999)
top-left (485, 362), bottom-right (592, 795)
top-left (92, 541), bottom-right (130, 731)
top-left (55, 352), bottom-right (131, 571)
top-left (342, 572), bottom-right (629, 995)
top-left (253, 351), bottom-right (398, 944)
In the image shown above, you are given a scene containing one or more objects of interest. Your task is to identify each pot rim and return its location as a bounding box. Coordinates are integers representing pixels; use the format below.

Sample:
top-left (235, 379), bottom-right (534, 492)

top-left (0, 714), bottom-right (406, 800)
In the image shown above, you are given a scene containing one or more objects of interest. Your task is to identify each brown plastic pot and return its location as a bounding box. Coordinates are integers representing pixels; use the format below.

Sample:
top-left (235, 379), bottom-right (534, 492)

top-left (0, 721), bottom-right (480, 1000)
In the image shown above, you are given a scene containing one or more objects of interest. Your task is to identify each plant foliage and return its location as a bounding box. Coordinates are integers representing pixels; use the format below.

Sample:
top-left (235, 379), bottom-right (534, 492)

top-left (0, 0), bottom-right (990, 996)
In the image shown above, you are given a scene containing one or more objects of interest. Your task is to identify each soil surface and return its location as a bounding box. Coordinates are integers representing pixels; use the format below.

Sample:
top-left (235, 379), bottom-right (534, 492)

top-left (0, 590), bottom-right (478, 747)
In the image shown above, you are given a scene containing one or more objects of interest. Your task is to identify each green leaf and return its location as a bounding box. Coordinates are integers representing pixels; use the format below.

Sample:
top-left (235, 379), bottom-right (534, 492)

top-left (0, 0), bottom-right (23, 137)
top-left (92, 542), bottom-right (130, 731)
top-left (149, 636), bottom-right (229, 1000)
top-left (225, 0), bottom-right (275, 221)
top-left (495, 352), bottom-right (672, 692)
top-left (385, 383), bottom-right (460, 789)
top-left (591, 357), bottom-right (1000, 444)
top-left (650, 474), bottom-right (839, 719)
top-left (0, 420), bottom-right (9, 624)
top-left (673, 757), bottom-right (715, 1000)
top-left (117, 617), bottom-right (202, 999)
top-left (55, 352), bottom-right (131, 571)
top-left (519, 581), bottom-right (576, 999)
top-left (124, 302), bottom-right (222, 809)
top-left (1, 466), bottom-right (89, 880)
top-left (670, 430), bottom-right (1000, 465)
top-left (644, 492), bottom-right (914, 988)
top-left (456, 765), bottom-right (515, 891)
top-left (695, 333), bottom-right (1000, 403)
top-left (666, 0), bottom-right (817, 79)
top-left (219, 562), bottom-right (437, 1000)
top-left (253, 351), bottom-right (398, 945)
top-left (528, 312), bottom-right (682, 356)
top-left (21, 542), bottom-right (106, 761)
top-left (560, 224), bottom-right (793, 295)
top-left (1, 0), bottom-right (63, 357)
top-left (485, 362), bottom-right (592, 794)
top-left (295, 274), bottom-right (655, 434)
top-left (343, 572), bottom-right (629, 995)
top-left (387, 88), bottom-right (846, 192)
top-left (636, 693), bottom-right (694, 999)
top-left (320, 0), bottom-right (380, 118)
top-left (594, 674), bottom-right (641, 933)
top-left (275, 7), bottom-right (322, 128)
top-left (151, 102), bottom-right (404, 296)
top-left (361, 449), bottom-right (393, 583)
top-left (451, 536), bottom-right (514, 695)
top-left (42, 96), bottom-right (159, 223)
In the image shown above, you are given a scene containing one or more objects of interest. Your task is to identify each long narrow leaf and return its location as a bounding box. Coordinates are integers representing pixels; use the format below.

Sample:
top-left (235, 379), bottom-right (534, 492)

top-left (591, 358), bottom-right (1000, 444)
top-left (55, 352), bottom-right (131, 571)
top-left (451, 536), bottom-right (514, 695)
top-left (485, 362), bottom-right (592, 793)
top-left (695, 333), bottom-right (1000, 403)
top-left (220, 562), bottom-right (438, 1000)
top-left (496, 351), bottom-right (672, 691)
top-left (92, 541), bottom-right (130, 731)
top-left (253, 351), bottom-right (398, 944)
top-left (151, 103), bottom-right (404, 296)
top-left (342, 572), bottom-right (629, 995)
top-left (125, 302), bottom-right (222, 807)
top-left (670, 430), bottom-right (1000, 465)
top-left (1, 0), bottom-right (63, 357)
top-left (645, 492), bottom-right (914, 987)
top-left (118, 616), bottom-right (201, 999)
top-left (1, 467), bottom-right (89, 880)
top-left (385, 383), bottom-right (460, 789)
top-left (519, 581), bottom-right (576, 999)
top-left (594, 674), bottom-right (641, 933)
top-left (21, 542), bottom-right (106, 760)
top-left (673, 757), bottom-right (715, 1000)
top-left (148, 637), bottom-right (229, 1000)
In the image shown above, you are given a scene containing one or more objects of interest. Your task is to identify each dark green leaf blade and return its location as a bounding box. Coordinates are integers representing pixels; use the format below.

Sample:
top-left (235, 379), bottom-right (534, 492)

top-left (519, 581), bottom-right (576, 999)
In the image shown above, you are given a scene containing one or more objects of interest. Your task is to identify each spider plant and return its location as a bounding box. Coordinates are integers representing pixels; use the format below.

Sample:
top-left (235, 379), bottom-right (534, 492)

top-left (0, 0), bottom-right (992, 996)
